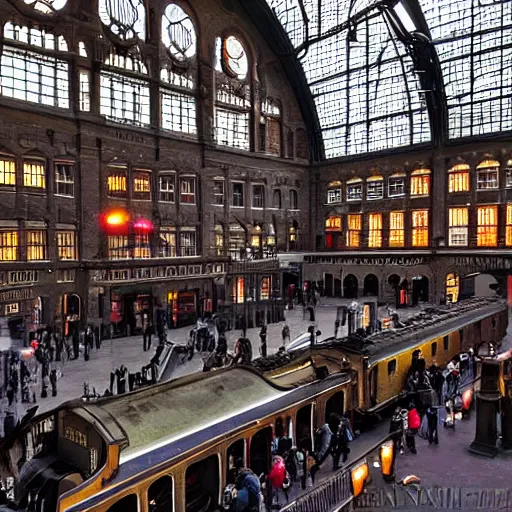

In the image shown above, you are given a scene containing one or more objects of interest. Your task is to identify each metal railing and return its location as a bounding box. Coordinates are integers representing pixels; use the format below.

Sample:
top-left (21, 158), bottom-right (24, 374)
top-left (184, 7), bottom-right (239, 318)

top-left (280, 432), bottom-right (396, 512)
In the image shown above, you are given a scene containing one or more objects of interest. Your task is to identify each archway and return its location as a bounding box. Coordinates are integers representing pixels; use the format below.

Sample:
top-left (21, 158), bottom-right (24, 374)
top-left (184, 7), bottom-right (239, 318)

top-left (363, 274), bottom-right (379, 297)
top-left (343, 274), bottom-right (358, 299)
top-left (412, 276), bottom-right (429, 305)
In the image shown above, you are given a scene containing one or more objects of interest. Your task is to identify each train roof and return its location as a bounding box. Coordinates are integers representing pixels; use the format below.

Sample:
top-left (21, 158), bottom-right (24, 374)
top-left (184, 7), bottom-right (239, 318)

top-left (329, 297), bottom-right (506, 362)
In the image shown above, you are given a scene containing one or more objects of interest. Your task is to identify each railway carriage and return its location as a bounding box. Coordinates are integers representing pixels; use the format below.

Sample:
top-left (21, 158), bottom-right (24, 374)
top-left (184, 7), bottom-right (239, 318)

top-left (0, 298), bottom-right (507, 512)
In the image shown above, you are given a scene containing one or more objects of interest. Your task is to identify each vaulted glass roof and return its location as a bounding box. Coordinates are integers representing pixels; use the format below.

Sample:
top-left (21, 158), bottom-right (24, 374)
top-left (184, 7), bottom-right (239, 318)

top-left (264, 0), bottom-right (512, 160)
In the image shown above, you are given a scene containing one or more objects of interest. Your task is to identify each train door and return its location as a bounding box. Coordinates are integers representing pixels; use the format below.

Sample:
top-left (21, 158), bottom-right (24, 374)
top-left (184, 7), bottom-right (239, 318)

top-left (185, 454), bottom-right (220, 512)
top-left (325, 391), bottom-right (345, 422)
top-left (296, 404), bottom-right (314, 452)
top-left (369, 365), bottom-right (378, 407)
top-left (148, 475), bottom-right (174, 511)
top-left (226, 439), bottom-right (246, 485)
top-left (250, 427), bottom-right (272, 477)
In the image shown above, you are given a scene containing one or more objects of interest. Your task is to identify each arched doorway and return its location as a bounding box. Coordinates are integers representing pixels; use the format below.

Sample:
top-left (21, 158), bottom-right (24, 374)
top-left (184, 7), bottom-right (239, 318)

top-left (343, 274), bottom-right (358, 299)
top-left (412, 276), bottom-right (429, 305)
top-left (363, 274), bottom-right (379, 297)
top-left (446, 273), bottom-right (459, 303)
top-left (63, 293), bottom-right (81, 337)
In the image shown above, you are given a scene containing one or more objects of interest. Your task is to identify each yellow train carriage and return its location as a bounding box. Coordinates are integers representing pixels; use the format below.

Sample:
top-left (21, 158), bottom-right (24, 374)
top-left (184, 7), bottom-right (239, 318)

top-left (0, 350), bottom-right (356, 512)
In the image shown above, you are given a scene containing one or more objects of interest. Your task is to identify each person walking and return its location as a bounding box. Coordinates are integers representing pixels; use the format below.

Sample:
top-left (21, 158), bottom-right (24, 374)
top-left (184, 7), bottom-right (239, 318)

top-left (310, 413), bottom-right (341, 482)
top-left (281, 325), bottom-right (290, 347)
top-left (332, 414), bottom-right (352, 470)
top-left (406, 403), bottom-right (420, 454)
top-left (426, 406), bottom-right (439, 445)
top-left (143, 320), bottom-right (153, 352)
top-left (50, 368), bottom-right (58, 397)
top-left (259, 325), bottom-right (267, 358)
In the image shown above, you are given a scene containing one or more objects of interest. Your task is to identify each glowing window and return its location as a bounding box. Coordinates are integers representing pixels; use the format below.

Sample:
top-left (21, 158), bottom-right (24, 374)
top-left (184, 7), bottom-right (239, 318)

top-left (448, 164), bottom-right (470, 193)
top-left (410, 169), bottom-right (430, 196)
top-left (134, 233), bottom-right (151, 258)
top-left (159, 227), bottom-right (176, 258)
top-left (260, 277), bottom-right (270, 300)
top-left (368, 213), bottom-right (382, 248)
top-left (448, 207), bottom-right (469, 246)
top-left (366, 177), bottom-right (383, 200)
top-left (389, 211), bottom-right (404, 248)
top-left (388, 174), bottom-right (406, 197)
top-left (446, 273), bottom-right (459, 303)
top-left (26, 230), bottom-right (47, 260)
top-left (476, 160), bottom-right (499, 190)
top-left (133, 170), bottom-right (151, 200)
top-left (215, 225), bottom-right (224, 256)
top-left (162, 4), bottom-right (196, 61)
top-left (0, 231), bottom-right (18, 261)
top-left (23, 161), bottom-right (45, 188)
top-left (107, 167), bottom-right (127, 199)
top-left (57, 231), bottom-right (77, 260)
top-left (347, 178), bottom-right (363, 201)
top-left (507, 205), bottom-right (512, 247)
top-left (347, 214), bottom-right (361, 248)
top-left (99, 0), bottom-right (146, 41)
top-left (108, 235), bottom-right (129, 259)
top-left (325, 216), bottom-right (342, 231)
top-left (477, 205), bottom-right (498, 247)
top-left (327, 186), bottom-right (342, 204)
top-left (0, 158), bottom-right (16, 186)
top-left (411, 210), bottom-right (429, 247)
top-left (234, 277), bottom-right (245, 304)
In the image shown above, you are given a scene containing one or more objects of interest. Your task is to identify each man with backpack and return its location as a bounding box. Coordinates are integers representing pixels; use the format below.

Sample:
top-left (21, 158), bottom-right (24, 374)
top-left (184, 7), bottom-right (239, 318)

top-left (233, 458), bottom-right (261, 512)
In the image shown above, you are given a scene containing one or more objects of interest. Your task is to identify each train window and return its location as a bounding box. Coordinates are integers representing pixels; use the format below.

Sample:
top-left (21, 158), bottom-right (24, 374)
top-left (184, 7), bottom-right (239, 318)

top-left (443, 336), bottom-right (449, 351)
top-left (387, 359), bottom-right (397, 375)
top-left (431, 342), bottom-right (438, 357)
top-left (185, 455), bottom-right (220, 512)
top-left (296, 404), bottom-right (313, 452)
top-left (227, 439), bottom-right (246, 485)
top-left (148, 475), bottom-right (174, 512)
top-left (369, 365), bottom-right (378, 407)
top-left (250, 426), bottom-right (272, 477)
top-left (325, 391), bottom-right (345, 423)
top-left (106, 494), bottom-right (138, 512)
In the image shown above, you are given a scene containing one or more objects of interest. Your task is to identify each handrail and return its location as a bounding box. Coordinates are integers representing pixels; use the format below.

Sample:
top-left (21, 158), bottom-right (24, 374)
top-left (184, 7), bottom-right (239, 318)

top-left (280, 431), bottom-right (398, 512)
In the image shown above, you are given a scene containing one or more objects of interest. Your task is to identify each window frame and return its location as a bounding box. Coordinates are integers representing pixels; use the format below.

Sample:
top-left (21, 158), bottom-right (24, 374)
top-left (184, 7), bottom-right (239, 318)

top-left (411, 210), bottom-right (429, 247)
top-left (56, 230), bottom-right (77, 260)
top-left (477, 205), bottom-right (498, 247)
top-left (232, 182), bottom-right (244, 207)
top-left (289, 190), bottom-right (299, 210)
top-left (506, 204), bottom-right (512, 247)
top-left (159, 173), bottom-right (175, 203)
top-left (179, 228), bottom-right (197, 257)
top-left (23, 159), bottom-right (46, 189)
top-left (448, 164), bottom-right (471, 193)
top-left (347, 214), bottom-right (362, 248)
top-left (252, 184), bottom-right (265, 209)
top-left (26, 229), bottom-right (47, 261)
top-left (388, 175), bottom-right (405, 197)
top-left (179, 176), bottom-right (196, 205)
top-left (368, 212), bottom-right (382, 248)
top-left (366, 177), bottom-right (384, 201)
top-left (448, 207), bottom-right (469, 247)
top-left (147, 475), bottom-right (174, 512)
top-left (0, 156), bottom-right (16, 187)
top-left (107, 166), bottom-right (128, 199)
top-left (213, 179), bottom-right (224, 205)
top-left (327, 187), bottom-right (342, 204)
top-left (346, 180), bottom-right (363, 201)
top-left (0, 230), bottom-right (18, 261)
top-left (159, 227), bottom-right (177, 258)
top-left (476, 161), bottom-right (499, 191)
top-left (389, 211), bottom-right (405, 248)
top-left (431, 342), bottom-right (437, 357)
top-left (132, 170), bottom-right (152, 201)
top-left (387, 359), bottom-right (397, 375)
top-left (55, 161), bottom-right (74, 197)
top-left (410, 169), bottom-right (430, 197)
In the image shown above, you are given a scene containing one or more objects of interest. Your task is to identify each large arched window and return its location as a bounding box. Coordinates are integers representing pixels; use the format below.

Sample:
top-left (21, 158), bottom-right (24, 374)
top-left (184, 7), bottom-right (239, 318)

top-left (99, 0), bottom-right (149, 127)
top-left (1, 22), bottom-right (69, 108)
top-left (23, 0), bottom-right (67, 13)
top-left (99, 0), bottom-right (146, 42)
top-left (476, 160), bottom-right (499, 190)
top-left (448, 164), bottom-right (470, 193)
top-left (214, 36), bottom-right (251, 150)
top-left (160, 3), bottom-right (197, 136)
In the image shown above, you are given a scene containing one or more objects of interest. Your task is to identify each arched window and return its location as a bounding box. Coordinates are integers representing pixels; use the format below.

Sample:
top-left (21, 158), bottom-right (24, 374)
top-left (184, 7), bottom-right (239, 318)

top-left (448, 163), bottom-right (470, 193)
top-left (410, 169), bottom-right (430, 196)
top-left (23, 0), bottom-right (67, 13)
top-left (476, 160), bottom-right (499, 190)
top-left (1, 22), bottom-right (69, 109)
top-left (327, 180), bottom-right (342, 204)
top-left (260, 98), bottom-right (281, 156)
top-left (160, 3), bottom-right (197, 136)
top-left (214, 36), bottom-right (251, 150)
top-left (273, 189), bottom-right (282, 209)
top-left (100, 46), bottom-right (150, 126)
top-left (99, 0), bottom-right (146, 41)
top-left (148, 475), bottom-right (174, 512)
top-left (289, 190), bottom-right (298, 210)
